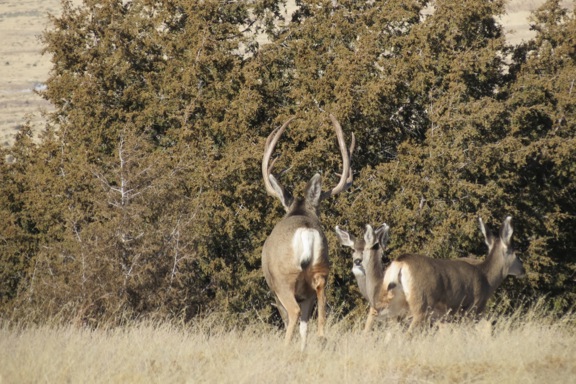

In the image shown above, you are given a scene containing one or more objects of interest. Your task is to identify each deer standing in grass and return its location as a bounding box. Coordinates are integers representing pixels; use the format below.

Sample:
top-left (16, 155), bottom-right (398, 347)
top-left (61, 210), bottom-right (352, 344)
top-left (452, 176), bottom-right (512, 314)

top-left (335, 223), bottom-right (391, 333)
top-left (262, 114), bottom-right (354, 350)
top-left (337, 217), bottom-right (525, 332)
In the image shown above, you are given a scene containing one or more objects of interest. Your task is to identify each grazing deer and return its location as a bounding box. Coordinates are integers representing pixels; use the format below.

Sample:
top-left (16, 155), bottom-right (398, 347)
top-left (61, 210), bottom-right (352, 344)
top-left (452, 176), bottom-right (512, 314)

top-left (337, 217), bottom-right (525, 332)
top-left (262, 114), bottom-right (354, 350)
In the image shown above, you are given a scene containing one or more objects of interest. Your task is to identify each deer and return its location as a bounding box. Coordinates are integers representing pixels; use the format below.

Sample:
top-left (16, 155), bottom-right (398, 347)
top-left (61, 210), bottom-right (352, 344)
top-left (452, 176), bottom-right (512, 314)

top-left (261, 114), bottom-right (354, 350)
top-left (335, 223), bottom-right (481, 332)
top-left (336, 217), bottom-right (525, 332)
top-left (335, 223), bottom-right (392, 333)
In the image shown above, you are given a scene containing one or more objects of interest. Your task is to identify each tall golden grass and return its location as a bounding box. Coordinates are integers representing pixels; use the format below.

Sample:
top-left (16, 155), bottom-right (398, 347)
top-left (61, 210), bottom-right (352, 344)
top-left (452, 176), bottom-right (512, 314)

top-left (1, 299), bottom-right (574, 383)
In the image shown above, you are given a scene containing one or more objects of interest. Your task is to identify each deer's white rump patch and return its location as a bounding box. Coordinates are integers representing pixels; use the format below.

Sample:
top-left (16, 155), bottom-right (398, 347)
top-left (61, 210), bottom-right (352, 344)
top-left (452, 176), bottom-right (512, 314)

top-left (292, 228), bottom-right (323, 268)
top-left (382, 261), bottom-right (412, 318)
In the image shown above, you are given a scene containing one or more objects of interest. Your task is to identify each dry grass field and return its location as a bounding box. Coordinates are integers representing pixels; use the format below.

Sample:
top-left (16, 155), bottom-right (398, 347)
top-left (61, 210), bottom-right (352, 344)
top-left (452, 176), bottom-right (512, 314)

top-left (0, 0), bottom-right (573, 146)
top-left (1, 303), bottom-right (575, 383)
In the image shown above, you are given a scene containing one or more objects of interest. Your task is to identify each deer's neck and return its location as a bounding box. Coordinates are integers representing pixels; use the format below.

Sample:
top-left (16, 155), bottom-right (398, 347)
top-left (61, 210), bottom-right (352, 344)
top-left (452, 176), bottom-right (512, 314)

top-left (478, 244), bottom-right (506, 296)
top-left (363, 248), bottom-right (385, 310)
top-left (285, 198), bottom-right (320, 221)
top-left (353, 271), bottom-right (369, 301)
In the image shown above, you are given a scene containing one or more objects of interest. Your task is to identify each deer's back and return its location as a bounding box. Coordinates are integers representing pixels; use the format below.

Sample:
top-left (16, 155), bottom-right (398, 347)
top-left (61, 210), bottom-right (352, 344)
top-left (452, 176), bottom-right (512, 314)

top-left (394, 254), bottom-right (490, 312)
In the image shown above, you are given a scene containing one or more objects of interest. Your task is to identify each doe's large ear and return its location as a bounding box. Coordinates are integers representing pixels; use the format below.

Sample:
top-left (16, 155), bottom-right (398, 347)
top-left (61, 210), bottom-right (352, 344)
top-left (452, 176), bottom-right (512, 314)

top-left (335, 226), bottom-right (355, 248)
top-left (500, 216), bottom-right (513, 247)
top-left (364, 224), bottom-right (377, 248)
top-left (479, 217), bottom-right (494, 250)
top-left (269, 174), bottom-right (293, 211)
top-left (305, 173), bottom-right (323, 208)
top-left (375, 223), bottom-right (390, 249)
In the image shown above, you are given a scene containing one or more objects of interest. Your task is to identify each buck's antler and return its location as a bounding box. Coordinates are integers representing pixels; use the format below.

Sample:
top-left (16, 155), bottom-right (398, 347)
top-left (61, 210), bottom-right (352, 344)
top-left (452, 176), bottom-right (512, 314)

top-left (320, 114), bottom-right (355, 200)
top-left (262, 114), bottom-right (354, 202)
top-left (262, 117), bottom-right (295, 201)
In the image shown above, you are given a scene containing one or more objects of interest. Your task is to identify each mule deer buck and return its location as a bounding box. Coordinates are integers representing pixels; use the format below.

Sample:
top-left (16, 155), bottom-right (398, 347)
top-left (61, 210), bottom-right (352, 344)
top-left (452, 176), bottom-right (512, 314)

top-left (262, 114), bottom-right (354, 350)
top-left (337, 217), bottom-right (525, 332)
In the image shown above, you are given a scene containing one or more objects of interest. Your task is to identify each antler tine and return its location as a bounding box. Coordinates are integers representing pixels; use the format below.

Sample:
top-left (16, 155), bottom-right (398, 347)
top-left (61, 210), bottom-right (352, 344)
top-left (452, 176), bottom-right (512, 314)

top-left (262, 117), bottom-right (296, 198)
top-left (321, 114), bottom-right (354, 199)
top-left (346, 132), bottom-right (355, 185)
top-left (332, 132), bottom-right (355, 187)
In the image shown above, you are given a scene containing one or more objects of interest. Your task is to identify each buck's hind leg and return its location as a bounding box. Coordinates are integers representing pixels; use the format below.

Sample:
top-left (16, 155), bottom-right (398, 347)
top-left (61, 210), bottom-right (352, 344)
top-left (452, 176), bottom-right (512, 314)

top-left (299, 296), bottom-right (316, 351)
top-left (311, 273), bottom-right (327, 339)
top-left (275, 289), bottom-right (301, 347)
top-left (273, 294), bottom-right (289, 328)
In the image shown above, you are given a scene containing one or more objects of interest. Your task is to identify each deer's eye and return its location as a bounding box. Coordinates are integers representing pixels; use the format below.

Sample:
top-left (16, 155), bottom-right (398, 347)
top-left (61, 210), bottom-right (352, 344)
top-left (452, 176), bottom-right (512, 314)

top-left (354, 259), bottom-right (362, 266)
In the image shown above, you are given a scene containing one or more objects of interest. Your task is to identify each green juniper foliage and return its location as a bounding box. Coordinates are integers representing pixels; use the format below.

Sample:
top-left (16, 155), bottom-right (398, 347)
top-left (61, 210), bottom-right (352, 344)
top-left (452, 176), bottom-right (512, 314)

top-left (0, 0), bottom-right (574, 325)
